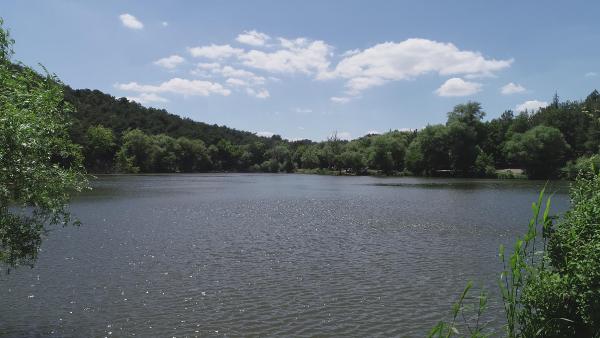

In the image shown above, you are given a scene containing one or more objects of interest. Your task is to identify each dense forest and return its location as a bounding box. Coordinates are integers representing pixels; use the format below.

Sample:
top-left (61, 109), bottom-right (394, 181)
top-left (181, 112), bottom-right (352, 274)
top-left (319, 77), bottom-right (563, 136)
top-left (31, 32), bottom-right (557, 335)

top-left (66, 86), bottom-right (600, 179)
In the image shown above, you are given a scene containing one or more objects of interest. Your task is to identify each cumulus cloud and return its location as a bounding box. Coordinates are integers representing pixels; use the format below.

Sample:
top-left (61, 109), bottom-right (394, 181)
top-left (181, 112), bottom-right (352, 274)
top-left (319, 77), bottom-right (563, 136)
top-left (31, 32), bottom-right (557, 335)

top-left (366, 130), bottom-right (381, 135)
top-left (226, 78), bottom-right (248, 87)
top-left (515, 100), bottom-right (548, 113)
top-left (154, 55), bottom-right (185, 69)
top-left (501, 82), bottom-right (526, 95)
top-left (197, 62), bottom-right (220, 70)
top-left (246, 88), bottom-right (270, 99)
top-left (188, 44), bottom-right (244, 59)
top-left (216, 66), bottom-right (266, 85)
top-left (330, 96), bottom-right (351, 103)
top-left (322, 38), bottom-right (511, 96)
top-left (119, 13), bottom-right (144, 30)
top-left (435, 78), bottom-right (482, 97)
top-left (585, 72), bottom-right (597, 77)
top-left (161, 21), bottom-right (169, 27)
top-left (116, 78), bottom-right (231, 97)
top-left (126, 93), bottom-right (168, 104)
top-left (295, 107), bottom-right (312, 113)
top-left (240, 38), bottom-right (332, 75)
top-left (236, 30), bottom-right (270, 46)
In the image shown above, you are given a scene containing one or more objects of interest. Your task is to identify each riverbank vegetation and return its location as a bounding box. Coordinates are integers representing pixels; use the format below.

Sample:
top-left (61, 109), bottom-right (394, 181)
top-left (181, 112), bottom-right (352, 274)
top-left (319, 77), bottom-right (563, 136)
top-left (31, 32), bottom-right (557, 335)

top-left (67, 88), bottom-right (600, 180)
top-left (431, 168), bottom-right (600, 337)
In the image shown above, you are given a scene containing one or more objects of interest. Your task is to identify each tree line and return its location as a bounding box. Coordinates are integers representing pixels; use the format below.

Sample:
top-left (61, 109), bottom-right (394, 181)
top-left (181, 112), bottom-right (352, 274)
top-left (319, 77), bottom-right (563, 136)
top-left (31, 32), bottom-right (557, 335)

top-left (71, 90), bottom-right (600, 179)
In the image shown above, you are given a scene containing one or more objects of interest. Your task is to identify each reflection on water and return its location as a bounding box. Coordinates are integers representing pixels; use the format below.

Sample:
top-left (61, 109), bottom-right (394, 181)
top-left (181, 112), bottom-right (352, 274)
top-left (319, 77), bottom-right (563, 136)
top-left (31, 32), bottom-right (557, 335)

top-left (0, 174), bottom-right (570, 337)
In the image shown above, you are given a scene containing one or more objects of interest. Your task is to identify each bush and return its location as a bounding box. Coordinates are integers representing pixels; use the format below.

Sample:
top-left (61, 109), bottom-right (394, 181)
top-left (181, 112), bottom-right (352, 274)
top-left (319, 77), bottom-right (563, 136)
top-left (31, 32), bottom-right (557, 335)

top-left (520, 171), bottom-right (600, 336)
top-left (561, 154), bottom-right (600, 180)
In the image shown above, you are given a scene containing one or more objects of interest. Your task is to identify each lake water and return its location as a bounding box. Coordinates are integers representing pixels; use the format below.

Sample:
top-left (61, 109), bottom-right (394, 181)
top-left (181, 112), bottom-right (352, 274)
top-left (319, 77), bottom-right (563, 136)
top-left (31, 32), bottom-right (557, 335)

top-left (0, 174), bottom-right (570, 337)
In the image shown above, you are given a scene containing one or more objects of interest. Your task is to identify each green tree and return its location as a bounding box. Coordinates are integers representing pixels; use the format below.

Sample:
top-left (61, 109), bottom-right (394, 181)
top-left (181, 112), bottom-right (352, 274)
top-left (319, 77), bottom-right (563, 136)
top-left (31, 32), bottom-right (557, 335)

top-left (176, 137), bottom-right (211, 172)
top-left (83, 125), bottom-right (116, 173)
top-left (300, 146), bottom-right (320, 169)
top-left (369, 137), bottom-right (395, 174)
top-left (117, 129), bottom-right (153, 172)
top-left (504, 125), bottom-right (570, 178)
top-left (405, 125), bottom-right (450, 175)
top-left (446, 102), bottom-right (486, 175)
top-left (340, 151), bottom-right (366, 173)
top-left (151, 134), bottom-right (179, 172)
top-left (0, 20), bottom-right (88, 270)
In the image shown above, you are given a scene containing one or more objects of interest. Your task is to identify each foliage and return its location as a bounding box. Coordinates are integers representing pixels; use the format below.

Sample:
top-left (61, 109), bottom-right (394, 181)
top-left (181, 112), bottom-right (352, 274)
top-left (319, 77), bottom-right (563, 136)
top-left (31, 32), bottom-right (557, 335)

top-left (498, 185), bottom-right (553, 337)
top-left (428, 281), bottom-right (491, 338)
top-left (83, 125), bottom-right (116, 173)
top-left (433, 173), bottom-right (600, 337)
top-left (520, 172), bottom-right (600, 336)
top-left (504, 126), bottom-right (570, 179)
top-left (404, 125), bottom-right (450, 175)
top-left (473, 149), bottom-right (496, 178)
top-left (0, 19), bottom-right (88, 270)
top-left (561, 154), bottom-right (600, 179)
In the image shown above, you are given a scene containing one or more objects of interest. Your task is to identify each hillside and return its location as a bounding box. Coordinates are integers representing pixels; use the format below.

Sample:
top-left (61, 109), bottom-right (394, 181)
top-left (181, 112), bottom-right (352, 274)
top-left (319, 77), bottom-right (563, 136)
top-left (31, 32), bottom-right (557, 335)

top-left (65, 87), bottom-right (277, 146)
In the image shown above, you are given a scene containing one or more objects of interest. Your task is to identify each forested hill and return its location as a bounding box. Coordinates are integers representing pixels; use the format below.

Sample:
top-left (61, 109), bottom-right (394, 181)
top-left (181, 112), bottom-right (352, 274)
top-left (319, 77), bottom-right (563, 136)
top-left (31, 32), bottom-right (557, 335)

top-left (65, 87), bottom-right (279, 147)
top-left (62, 82), bottom-right (600, 179)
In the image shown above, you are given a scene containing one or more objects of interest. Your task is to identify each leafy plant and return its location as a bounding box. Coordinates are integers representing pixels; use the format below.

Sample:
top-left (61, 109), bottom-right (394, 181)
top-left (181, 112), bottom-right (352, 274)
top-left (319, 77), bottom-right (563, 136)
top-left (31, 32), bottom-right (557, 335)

top-left (0, 19), bottom-right (89, 271)
top-left (428, 281), bottom-right (491, 338)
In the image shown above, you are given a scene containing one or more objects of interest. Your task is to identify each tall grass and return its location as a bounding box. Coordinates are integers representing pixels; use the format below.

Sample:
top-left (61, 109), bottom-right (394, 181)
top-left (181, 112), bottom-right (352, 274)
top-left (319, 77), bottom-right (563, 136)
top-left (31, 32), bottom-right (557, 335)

top-left (432, 170), bottom-right (600, 336)
top-left (429, 185), bottom-right (554, 338)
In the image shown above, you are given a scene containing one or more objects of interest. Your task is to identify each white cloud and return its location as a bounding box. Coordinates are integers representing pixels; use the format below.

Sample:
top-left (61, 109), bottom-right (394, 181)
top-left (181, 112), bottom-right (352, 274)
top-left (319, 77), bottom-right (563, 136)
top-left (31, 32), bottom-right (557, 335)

top-left (154, 55), bottom-right (185, 69)
top-left (366, 130), bottom-right (381, 135)
top-left (323, 38), bottom-right (511, 95)
top-left (188, 44), bottom-right (244, 59)
top-left (435, 78), bottom-right (482, 97)
top-left (216, 66), bottom-right (265, 85)
top-left (246, 88), bottom-right (270, 99)
top-left (116, 78), bottom-right (231, 97)
top-left (126, 93), bottom-right (168, 104)
top-left (240, 38), bottom-right (332, 75)
top-left (119, 13), bottom-right (144, 30)
top-left (331, 96), bottom-right (351, 103)
top-left (226, 78), bottom-right (248, 87)
top-left (257, 131), bottom-right (275, 137)
top-left (515, 100), bottom-right (548, 113)
top-left (295, 107), bottom-right (312, 113)
top-left (162, 21), bottom-right (169, 27)
top-left (197, 62), bottom-right (221, 70)
top-left (501, 82), bottom-right (526, 95)
top-left (585, 72), bottom-right (597, 77)
top-left (236, 30), bottom-right (270, 46)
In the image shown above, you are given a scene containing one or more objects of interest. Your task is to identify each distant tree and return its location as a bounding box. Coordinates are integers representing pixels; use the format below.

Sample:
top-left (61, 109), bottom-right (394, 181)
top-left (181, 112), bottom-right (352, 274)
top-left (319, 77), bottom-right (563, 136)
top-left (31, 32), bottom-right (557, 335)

top-left (446, 102), bottom-right (486, 176)
top-left (176, 137), bottom-right (210, 172)
top-left (504, 125), bottom-right (570, 178)
top-left (473, 148), bottom-right (496, 178)
top-left (482, 110), bottom-right (514, 168)
top-left (369, 136), bottom-right (395, 174)
top-left (340, 151), bottom-right (366, 173)
top-left (0, 19), bottom-right (88, 270)
top-left (300, 146), bottom-right (320, 169)
top-left (117, 129), bottom-right (153, 172)
top-left (83, 125), bottom-right (116, 173)
top-left (151, 134), bottom-right (179, 172)
top-left (405, 125), bottom-right (450, 175)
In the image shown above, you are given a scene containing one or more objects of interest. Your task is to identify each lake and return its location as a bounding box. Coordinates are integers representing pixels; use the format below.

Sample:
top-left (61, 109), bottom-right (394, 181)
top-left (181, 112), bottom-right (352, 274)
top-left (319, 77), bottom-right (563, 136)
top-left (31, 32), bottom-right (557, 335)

top-left (0, 174), bottom-right (570, 337)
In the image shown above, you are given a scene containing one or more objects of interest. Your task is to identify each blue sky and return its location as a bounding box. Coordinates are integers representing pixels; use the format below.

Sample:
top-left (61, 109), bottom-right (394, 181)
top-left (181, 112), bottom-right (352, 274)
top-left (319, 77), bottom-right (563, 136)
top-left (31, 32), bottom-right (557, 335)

top-left (3, 1), bottom-right (599, 140)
